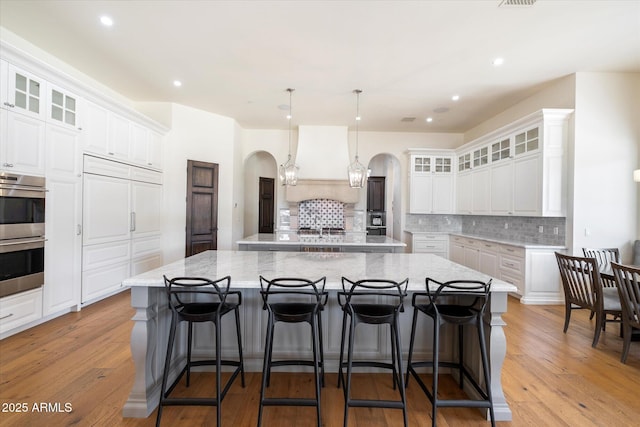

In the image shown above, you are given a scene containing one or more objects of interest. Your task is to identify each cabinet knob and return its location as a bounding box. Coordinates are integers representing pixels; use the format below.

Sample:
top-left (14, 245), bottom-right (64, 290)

top-left (77, 127), bottom-right (83, 131)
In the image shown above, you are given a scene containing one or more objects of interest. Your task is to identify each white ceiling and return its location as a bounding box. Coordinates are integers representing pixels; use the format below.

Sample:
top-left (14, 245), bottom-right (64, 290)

top-left (1, 0), bottom-right (639, 133)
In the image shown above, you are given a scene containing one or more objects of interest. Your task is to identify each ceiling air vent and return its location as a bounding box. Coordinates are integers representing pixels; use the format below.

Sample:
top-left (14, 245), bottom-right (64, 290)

top-left (401, 117), bottom-right (416, 122)
top-left (499, 0), bottom-right (536, 6)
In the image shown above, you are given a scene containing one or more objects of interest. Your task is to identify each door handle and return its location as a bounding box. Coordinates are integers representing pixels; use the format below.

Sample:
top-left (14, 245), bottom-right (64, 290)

top-left (76, 224), bottom-right (82, 236)
top-left (130, 212), bottom-right (136, 232)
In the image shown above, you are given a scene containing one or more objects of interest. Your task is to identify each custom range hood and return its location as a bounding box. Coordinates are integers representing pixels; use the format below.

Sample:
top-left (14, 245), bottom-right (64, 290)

top-left (285, 125), bottom-right (360, 203)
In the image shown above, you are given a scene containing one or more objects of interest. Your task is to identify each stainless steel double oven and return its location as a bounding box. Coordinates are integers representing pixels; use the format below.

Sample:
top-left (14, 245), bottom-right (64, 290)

top-left (0, 172), bottom-right (46, 298)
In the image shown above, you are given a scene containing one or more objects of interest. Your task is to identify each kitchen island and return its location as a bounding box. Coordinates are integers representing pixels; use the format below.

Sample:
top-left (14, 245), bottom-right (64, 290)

top-left (237, 231), bottom-right (406, 252)
top-left (122, 250), bottom-right (516, 421)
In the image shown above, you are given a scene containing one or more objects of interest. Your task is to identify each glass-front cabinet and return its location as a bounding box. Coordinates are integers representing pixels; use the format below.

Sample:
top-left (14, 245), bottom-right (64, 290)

top-left (454, 109), bottom-right (572, 217)
top-left (409, 150), bottom-right (455, 214)
top-left (3, 64), bottom-right (46, 121)
top-left (48, 83), bottom-right (80, 129)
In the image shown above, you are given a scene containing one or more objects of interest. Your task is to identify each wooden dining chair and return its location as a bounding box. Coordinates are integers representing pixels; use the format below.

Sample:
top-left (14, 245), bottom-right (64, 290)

top-left (611, 262), bottom-right (640, 363)
top-left (555, 252), bottom-right (622, 347)
top-left (582, 248), bottom-right (620, 288)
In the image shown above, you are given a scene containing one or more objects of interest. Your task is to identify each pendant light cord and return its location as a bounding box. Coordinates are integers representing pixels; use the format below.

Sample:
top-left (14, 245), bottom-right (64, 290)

top-left (287, 88), bottom-right (294, 160)
top-left (354, 89), bottom-right (362, 160)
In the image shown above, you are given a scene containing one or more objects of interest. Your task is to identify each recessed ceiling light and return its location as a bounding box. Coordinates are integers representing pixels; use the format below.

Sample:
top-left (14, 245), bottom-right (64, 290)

top-left (173, 80), bottom-right (182, 87)
top-left (426, 117), bottom-right (433, 123)
top-left (493, 57), bottom-right (505, 66)
top-left (452, 95), bottom-right (460, 101)
top-left (100, 16), bottom-right (114, 27)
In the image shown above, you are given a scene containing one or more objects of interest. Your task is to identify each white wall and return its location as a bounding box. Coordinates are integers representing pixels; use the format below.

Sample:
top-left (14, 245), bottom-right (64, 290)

top-left (464, 75), bottom-right (576, 143)
top-left (570, 72), bottom-right (640, 261)
top-left (161, 103), bottom-right (237, 262)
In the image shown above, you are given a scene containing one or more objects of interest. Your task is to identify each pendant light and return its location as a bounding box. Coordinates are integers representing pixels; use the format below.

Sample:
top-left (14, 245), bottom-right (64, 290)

top-left (279, 88), bottom-right (299, 186)
top-left (348, 89), bottom-right (367, 188)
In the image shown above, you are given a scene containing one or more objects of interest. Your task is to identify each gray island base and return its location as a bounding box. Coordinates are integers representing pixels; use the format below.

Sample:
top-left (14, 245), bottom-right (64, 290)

top-left (122, 250), bottom-right (516, 421)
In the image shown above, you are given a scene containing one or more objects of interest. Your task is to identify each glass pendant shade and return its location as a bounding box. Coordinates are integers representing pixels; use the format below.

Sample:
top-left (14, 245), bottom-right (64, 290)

top-left (280, 88), bottom-right (299, 186)
top-left (348, 156), bottom-right (367, 188)
top-left (348, 89), bottom-right (366, 188)
top-left (280, 154), bottom-right (299, 186)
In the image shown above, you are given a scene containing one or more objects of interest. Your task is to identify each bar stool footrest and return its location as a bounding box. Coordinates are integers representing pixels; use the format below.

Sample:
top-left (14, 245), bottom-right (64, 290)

top-left (163, 363), bottom-right (243, 403)
top-left (269, 359), bottom-right (320, 368)
top-left (434, 399), bottom-right (493, 409)
top-left (348, 399), bottom-right (405, 409)
top-left (341, 360), bottom-right (396, 371)
top-left (261, 397), bottom-right (319, 407)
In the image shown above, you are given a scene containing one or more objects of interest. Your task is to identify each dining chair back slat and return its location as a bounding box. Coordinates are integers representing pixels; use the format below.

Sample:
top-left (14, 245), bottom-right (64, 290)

top-left (582, 248), bottom-right (620, 288)
top-left (612, 262), bottom-right (640, 363)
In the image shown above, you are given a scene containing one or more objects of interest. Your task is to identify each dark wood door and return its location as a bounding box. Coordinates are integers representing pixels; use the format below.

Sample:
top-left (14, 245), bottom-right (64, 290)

top-left (186, 160), bottom-right (218, 257)
top-left (367, 176), bottom-right (386, 212)
top-left (258, 177), bottom-right (275, 233)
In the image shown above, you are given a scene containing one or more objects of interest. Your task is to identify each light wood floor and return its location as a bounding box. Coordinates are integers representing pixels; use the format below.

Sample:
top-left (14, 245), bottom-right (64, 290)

top-left (1, 290), bottom-right (639, 426)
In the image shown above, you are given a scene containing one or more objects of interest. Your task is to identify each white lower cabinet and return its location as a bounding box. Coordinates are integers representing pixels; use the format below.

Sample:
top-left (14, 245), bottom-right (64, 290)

top-left (44, 177), bottom-right (82, 314)
top-left (44, 123), bottom-right (82, 316)
top-left (82, 260), bottom-right (131, 303)
top-left (449, 235), bottom-right (563, 304)
top-left (477, 241), bottom-right (499, 277)
top-left (0, 288), bottom-right (43, 337)
top-left (408, 232), bottom-right (449, 259)
top-left (81, 155), bottom-right (162, 304)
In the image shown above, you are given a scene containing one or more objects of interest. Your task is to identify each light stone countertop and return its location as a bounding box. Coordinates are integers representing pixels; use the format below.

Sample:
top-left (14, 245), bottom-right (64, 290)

top-left (237, 232), bottom-right (406, 247)
top-left (123, 249), bottom-right (515, 292)
top-left (405, 230), bottom-right (566, 250)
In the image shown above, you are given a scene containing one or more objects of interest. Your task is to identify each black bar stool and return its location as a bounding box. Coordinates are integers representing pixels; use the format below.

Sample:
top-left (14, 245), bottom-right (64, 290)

top-left (405, 278), bottom-right (495, 427)
top-left (338, 277), bottom-right (409, 427)
top-left (257, 276), bottom-right (328, 427)
top-left (156, 276), bottom-right (245, 427)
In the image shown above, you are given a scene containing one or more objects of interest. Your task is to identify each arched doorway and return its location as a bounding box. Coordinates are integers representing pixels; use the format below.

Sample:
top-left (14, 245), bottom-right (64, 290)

top-left (243, 151), bottom-right (278, 236)
top-left (367, 154), bottom-right (402, 240)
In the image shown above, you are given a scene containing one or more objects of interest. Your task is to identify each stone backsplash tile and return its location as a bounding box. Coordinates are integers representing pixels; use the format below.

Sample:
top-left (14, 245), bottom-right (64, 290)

top-left (405, 214), bottom-right (566, 246)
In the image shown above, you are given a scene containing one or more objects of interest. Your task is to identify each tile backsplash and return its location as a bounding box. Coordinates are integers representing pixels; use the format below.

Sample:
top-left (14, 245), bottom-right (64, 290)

top-left (298, 199), bottom-right (345, 229)
top-left (406, 214), bottom-right (566, 246)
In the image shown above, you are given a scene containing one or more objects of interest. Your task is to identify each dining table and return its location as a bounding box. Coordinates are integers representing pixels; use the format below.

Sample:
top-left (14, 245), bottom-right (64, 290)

top-left (120, 250), bottom-right (517, 421)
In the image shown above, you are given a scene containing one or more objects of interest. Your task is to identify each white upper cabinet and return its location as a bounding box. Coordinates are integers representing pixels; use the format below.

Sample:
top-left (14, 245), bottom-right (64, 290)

top-left (47, 83), bottom-right (80, 130)
top-left (46, 123), bottom-right (80, 177)
top-left (80, 100), bottom-right (163, 170)
top-left (1, 107), bottom-right (46, 175)
top-left (455, 109), bottom-right (572, 217)
top-left (3, 64), bottom-right (46, 121)
top-left (108, 113), bottom-right (131, 159)
top-left (129, 122), bottom-right (149, 165)
top-left (0, 63), bottom-right (46, 175)
top-left (408, 151), bottom-right (455, 214)
top-left (148, 131), bottom-right (163, 169)
top-left (81, 100), bottom-right (110, 154)
top-left (490, 160), bottom-right (514, 215)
